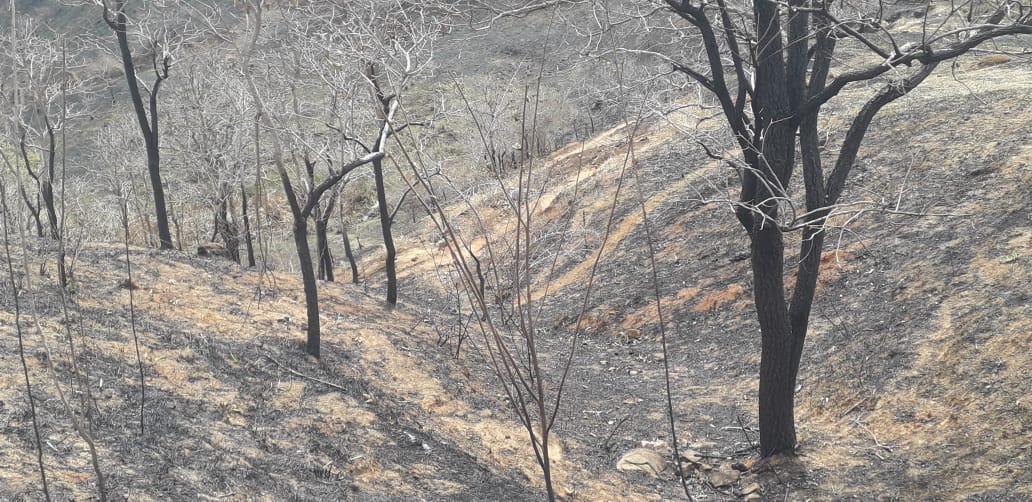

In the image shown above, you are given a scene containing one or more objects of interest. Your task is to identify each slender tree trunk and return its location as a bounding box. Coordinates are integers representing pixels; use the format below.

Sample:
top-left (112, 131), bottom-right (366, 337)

top-left (144, 141), bottom-right (173, 249)
top-left (315, 190), bottom-right (338, 282)
top-left (315, 215), bottom-right (333, 281)
top-left (168, 198), bottom-right (183, 251)
top-left (240, 181), bottom-right (256, 268)
top-left (214, 183), bottom-right (241, 263)
top-left (16, 138), bottom-right (44, 238)
top-left (372, 158), bottom-right (397, 305)
top-left (42, 117), bottom-right (59, 239)
top-left (341, 225), bottom-right (359, 284)
top-left (336, 187), bottom-right (361, 283)
top-left (108, 2), bottom-right (173, 249)
top-left (227, 189), bottom-right (243, 265)
top-left (21, 193), bottom-right (43, 238)
top-left (338, 192), bottom-right (358, 283)
top-left (292, 214), bottom-right (320, 357)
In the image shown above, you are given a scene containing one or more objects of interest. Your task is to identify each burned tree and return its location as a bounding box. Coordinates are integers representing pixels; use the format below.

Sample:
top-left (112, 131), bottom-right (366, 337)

top-left (100, 0), bottom-right (203, 249)
top-left (236, 0), bottom-right (401, 358)
top-left (645, 0), bottom-right (1032, 456)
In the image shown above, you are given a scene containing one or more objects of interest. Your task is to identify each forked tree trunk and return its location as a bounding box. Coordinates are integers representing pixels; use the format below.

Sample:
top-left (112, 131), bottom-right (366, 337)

top-left (661, 0), bottom-right (1030, 460)
top-left (315, 190), bottom-right (337, 282)
top-left (16, 136), bottom-right (45, 238)
top-left (315, 215), bottom-right (334, 282)
top-left (107, 1), bottom-right (173, 249)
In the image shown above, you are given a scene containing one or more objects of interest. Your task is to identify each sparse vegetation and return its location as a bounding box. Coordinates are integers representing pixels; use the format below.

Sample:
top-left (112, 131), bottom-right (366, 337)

top-left (0, 0), bottom-right (1030, 500)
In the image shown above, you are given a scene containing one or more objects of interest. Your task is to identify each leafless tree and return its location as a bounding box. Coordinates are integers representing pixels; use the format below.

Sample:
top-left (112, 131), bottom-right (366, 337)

top-left (164, 49), bottom-right (254, 263)
top-left (236, 0), bottom-right (407, 357)
top-left (296, 0), bottom-right (443, 305)
top-left (2, 16), bottom-right (84, 237)
top-left (97, 0), bottom-right (210, 249)
top-left (576, 0), bottom-right (1032, 456)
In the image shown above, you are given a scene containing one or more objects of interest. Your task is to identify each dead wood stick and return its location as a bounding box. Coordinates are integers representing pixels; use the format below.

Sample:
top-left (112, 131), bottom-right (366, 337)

top-left (262, 354), bottom-right (348, 393)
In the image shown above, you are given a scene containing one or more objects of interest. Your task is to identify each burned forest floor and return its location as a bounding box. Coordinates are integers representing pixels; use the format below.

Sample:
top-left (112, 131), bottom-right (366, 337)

top-left (1, 56), bottom-right (1031, 501)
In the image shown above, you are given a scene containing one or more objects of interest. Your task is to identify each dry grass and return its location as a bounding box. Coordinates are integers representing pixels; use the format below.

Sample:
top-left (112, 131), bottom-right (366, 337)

top-left (2, 40), bottom-right (1030, 502)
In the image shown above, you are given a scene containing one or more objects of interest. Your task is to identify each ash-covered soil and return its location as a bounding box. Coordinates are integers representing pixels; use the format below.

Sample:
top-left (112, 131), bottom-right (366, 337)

top-left (1, 50), bottom-right (1030, 502)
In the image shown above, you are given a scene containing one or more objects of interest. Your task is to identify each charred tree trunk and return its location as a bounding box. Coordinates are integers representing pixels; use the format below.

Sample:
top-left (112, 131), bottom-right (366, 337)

top-left (105, 0), bottom-right (173, 249)
top-left (240, 181), bottom-right (256, 268)
top-left (142, 117), bottom-right (172, 250)
top-left (662, 0), bottom-right (1030, 460)
top-left (751, 220), bottom-right (800, 456)
top-left (315, 190), bottom-right (338, 282)
top-left (372, 157), bottom-right (397, 305)
top-left (16, 135), bottom-right (45, 238)
top-left (19, 189), bottom-right (43, 238)
top-left (214, 182), bottom-right (241, 263)
top-left (341, 225), bottom-right (359, 283)
top-left (275, 166), bottom-right (322, 358)
top-left (42, 117), bottom-right (60, 239)
top-left (292, 213), bottom-right (321, 358)
top-left (315, 217), bottom-right (332, 281)
top-left (339, 195), bottom-right (359, 284)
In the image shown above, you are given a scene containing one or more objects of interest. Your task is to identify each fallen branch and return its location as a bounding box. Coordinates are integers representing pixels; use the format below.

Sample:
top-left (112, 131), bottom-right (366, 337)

top-left (262, 354), bottom-right (348, 393)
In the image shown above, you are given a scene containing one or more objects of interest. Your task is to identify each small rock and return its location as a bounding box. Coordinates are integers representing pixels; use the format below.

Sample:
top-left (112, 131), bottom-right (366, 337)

top-left (741, 482), bottom-right (761, 495)
top-left (732, 458), bottom-right (757, 472)
top-left (676, 461), bottom-right (700, 477)
top-left (617, 448), bottom-right (669, 478)
top-left (702, 463), bottom-right (740, 488)
top-left (976, 54), bottom-right (1011, 68)
top-left (640, 440), bottom-right (668, 449)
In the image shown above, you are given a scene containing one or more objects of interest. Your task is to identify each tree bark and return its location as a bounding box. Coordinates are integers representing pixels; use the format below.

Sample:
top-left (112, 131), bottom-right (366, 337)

top-left (42, 116), bottom-right (60, 239)
top-left (240, 181), bottom-right (256, 268)
top-left (315, 190), bottom-right (337, 282)
top-left (342, 226), bottom-right (359, 284)
top-left (215, 182), bottom-right (241, 263)
top-left (16, 136), bottom-right (45, 238)
top-left (373, 158), bottom-right (397, 305)
top-left (338, 194), bottom-right (359, 283)
top-left (751, 221), bottom-right (799, 456)
top-left (292, 214), bottom-right (321, 358)
top-left (277, 164), bottom-right (321, 358)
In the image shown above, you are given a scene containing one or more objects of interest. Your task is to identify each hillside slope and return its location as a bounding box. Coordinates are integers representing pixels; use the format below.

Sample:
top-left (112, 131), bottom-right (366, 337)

top-left (380, 56), bottom-right (1031, 500)
top-left (1, 57), bottom-right (1030, 501)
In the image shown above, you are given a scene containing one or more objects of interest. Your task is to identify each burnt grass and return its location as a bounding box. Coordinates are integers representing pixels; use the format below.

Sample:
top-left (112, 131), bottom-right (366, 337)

top-left (394, 69), bottom-right (1031, 499)
top-left (1, 63), bottom-right (1030, 502)
top-left (0, 243), bottom-right (548, 501)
